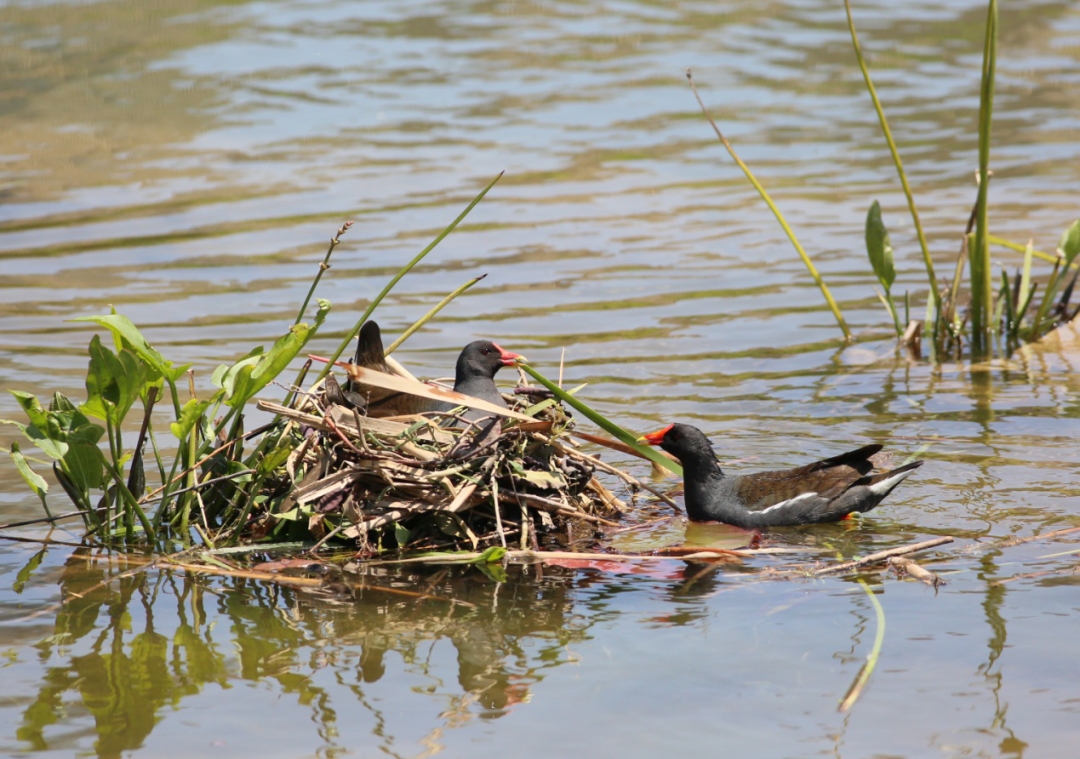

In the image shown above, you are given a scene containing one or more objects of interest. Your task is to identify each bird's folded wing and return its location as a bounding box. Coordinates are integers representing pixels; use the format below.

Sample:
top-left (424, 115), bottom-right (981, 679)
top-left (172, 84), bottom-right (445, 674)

top-left (342, 364), bottom-right (533, 422)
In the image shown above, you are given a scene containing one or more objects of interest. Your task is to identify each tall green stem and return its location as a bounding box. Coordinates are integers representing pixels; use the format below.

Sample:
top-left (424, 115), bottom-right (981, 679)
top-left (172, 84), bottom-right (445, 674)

top-left (971, 0), bottom-right (998, 351)
top-left (844, 0), bottom-right (940, 317)
top-left (687, 72), bottom-right (851, 341)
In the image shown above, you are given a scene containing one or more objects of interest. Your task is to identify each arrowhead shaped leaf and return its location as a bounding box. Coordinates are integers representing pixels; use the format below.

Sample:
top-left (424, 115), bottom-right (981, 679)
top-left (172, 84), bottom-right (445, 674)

top-left (219, 300), bottom-right (330, 407)
top-left (866, 200), bottom-right (896, 291)
top-left (69, 310), bottom-right (189, 383)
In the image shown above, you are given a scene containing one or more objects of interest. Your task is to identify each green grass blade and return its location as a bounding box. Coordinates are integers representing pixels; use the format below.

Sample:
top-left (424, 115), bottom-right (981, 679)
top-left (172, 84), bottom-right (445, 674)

top-left (384, 274), bottom-right (488, 355)
top-left (988, 234), bottom-right (1063, 268)
top-left (970, 0), bottom-right (998, 346)
top-left (845, 0), bottom-right (939, 309)
top-left (687, 72), bottom-right (850, 341)
top-left (520, 364), bottom-right (682, 476)
top-left (317, 172), bottom-right (504, 381)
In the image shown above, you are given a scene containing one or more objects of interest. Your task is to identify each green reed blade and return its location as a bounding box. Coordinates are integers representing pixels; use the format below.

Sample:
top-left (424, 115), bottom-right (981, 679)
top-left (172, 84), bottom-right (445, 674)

top-left (317, 172), bottom-right (504, 381)
top-left (520, 364), bottom-right (682, 476)
top-left (988, 234), bottom-right (1064, 268)
top-left (970, 0), bottom-right (998, 346)
top-left (845, 0), bottom-right (940, 310)
top-left (686, 72), bottom-right (850, 341)
top-left (385, 274), bottom-right (488, 355)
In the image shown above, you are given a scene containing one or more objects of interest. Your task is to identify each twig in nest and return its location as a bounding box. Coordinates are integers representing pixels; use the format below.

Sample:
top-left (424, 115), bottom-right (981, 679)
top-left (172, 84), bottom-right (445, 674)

top-left (533, 432), bottom-right (681, 511)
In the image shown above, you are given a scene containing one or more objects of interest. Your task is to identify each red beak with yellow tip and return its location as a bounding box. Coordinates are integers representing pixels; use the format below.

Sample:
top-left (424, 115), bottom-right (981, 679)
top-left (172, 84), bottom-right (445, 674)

top-left (637, 423), bottom-right (674, 446)
top-left (493, 343), bottom-right (526, 366)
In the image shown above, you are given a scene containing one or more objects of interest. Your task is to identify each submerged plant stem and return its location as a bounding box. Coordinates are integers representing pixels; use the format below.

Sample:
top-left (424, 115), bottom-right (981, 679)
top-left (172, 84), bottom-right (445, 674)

top-left (686, 72), bottom-right (851, 341)
top-left (838, 577), bottom-right (886, 712)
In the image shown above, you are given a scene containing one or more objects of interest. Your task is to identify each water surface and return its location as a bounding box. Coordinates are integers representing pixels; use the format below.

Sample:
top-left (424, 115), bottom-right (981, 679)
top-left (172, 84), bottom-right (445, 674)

top-left (2, 0), bottom-right (1080, 756)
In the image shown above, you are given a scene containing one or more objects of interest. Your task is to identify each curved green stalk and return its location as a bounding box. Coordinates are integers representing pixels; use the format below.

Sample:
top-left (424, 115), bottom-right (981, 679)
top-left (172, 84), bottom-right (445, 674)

top-left (317, 172), bottom-right (504, 381)
top-left (687, 73), bottom-right (851, 341)
top-left (845, 0), bottom-right (940, 312)
top-left (838, 577), bottom-right (887, 712)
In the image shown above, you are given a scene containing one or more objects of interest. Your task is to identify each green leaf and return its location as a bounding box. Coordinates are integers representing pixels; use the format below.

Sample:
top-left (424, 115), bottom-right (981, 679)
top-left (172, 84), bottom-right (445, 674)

top-left (508, 463), bottom-right (567, 490)
top-left (217, 301), bottom-right (330, 408)
top-left (865, 200), bottom-right (896, 291)
top-left (10, 442), bottom-right (50, 515)
top-left (23, 425), bottom-right (68, 461)
top-left (83, 336), bottom-right (146, 426)
top-left (257, 443), bottom-right (294, 476)
top-left (1059, 219), bottom-right (1080, 268)
top-left (170, 397), bottom-right (214, 441)
top-left (393, 522), bottom-right (412, 547)
top-left (519, 364), bottom-right (682, 476)
top-left (9, 390), bottom-right (49, 430)
top-left (69, 310), bottom-right (189, 383)
top-left (473, 546), bottom-right (506, 564)
top-left (63, 443), bottom-right (105, 493)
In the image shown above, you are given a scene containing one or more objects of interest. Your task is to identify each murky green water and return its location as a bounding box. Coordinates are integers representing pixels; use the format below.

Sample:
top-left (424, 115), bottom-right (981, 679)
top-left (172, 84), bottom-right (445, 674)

top-left (2, 0), bottom-right (1080, 756)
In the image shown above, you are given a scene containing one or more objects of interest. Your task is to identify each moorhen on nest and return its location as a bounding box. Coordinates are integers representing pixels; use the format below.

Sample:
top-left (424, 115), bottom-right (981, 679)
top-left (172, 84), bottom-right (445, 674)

top-left (348, 321), bottom-right (525, 422)
top-left (638, 423), bottom-right (923, 528)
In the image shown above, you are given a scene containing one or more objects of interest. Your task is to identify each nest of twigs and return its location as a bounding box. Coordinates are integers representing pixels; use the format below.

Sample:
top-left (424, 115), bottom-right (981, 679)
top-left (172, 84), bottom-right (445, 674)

top-left (253, 374), bottom-right (625, 553)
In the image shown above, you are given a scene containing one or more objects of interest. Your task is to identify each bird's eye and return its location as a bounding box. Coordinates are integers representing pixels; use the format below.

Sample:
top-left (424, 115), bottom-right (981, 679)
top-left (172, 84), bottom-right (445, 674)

top-left (482, 347), bottom-right (491, 355)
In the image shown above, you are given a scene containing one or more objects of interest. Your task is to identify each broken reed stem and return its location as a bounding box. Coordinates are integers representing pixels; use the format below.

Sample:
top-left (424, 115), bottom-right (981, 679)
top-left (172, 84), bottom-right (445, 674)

top-left (812, 536), bottom-right (953, 576)
top-left (365, 548), bottom-right (751, 567)
top-left (889, 555), bottom-right (944, 587)
top-left (992, 564), bottom-right (1080, 586)
top-left (294, 221), bottom-right (352, 326)
top-left (998, 524), bottom-right (1080, 547)
top-left (686, 70), bottom-right (851, 341)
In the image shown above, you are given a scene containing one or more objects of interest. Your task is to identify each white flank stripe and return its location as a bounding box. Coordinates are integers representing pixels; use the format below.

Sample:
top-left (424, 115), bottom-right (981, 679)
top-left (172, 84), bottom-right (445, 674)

top-left (868, 469), bottom-right (916, 496)
top-left (758, 492), bottom-right (819, 515)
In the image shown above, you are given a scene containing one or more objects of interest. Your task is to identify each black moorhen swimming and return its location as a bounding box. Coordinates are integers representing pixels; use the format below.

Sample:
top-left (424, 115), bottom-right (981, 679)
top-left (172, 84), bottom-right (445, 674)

top-left (348, 321), bottom-right (525, 422)
top-left (638, 423), bottom-right (923, 528)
